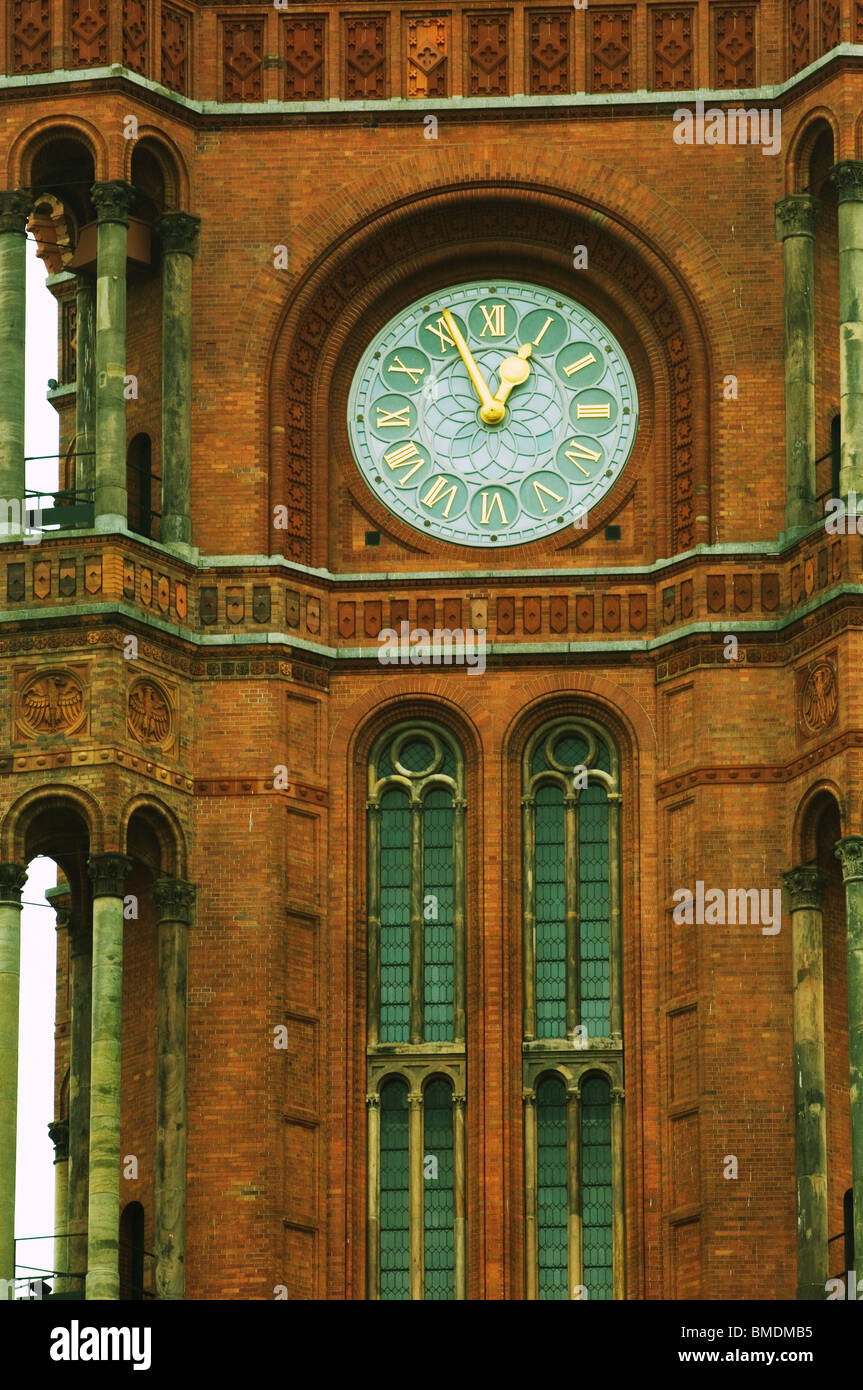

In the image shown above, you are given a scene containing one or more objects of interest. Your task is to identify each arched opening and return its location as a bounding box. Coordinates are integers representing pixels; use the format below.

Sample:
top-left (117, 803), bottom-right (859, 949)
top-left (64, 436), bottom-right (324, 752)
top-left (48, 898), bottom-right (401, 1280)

top-left (118, 1202), bottom-right (145, 1300)
top-left (126, 434), bottom-right (161, 540)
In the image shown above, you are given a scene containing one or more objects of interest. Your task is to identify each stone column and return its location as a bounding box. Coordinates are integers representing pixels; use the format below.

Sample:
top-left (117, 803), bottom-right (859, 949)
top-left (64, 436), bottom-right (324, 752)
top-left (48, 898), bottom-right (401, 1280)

top-left (90, 181), bottom-right (135, 532)
top-left (0, 863), bottom-right (27, 1284)
top-left (566, 1085), bottom-right (582, 1298)
top-left (835, 836), bottom-right (863, 1273)
top-left (47, 1119), bottom-right (69, 1292)
top-left (523, 1088), bottom-right (538, 1299)
top-left (782, 865), bottom-right (828, 1300)
top-left (408, 1090), bottom-right (423, 1300)
top-left (830, 164), bottom-right (863, 499)
top-left (156, 213), bottom-right (200, 555)
top-left (453, 1091), bottom-right (466, 1300)
top-left (365, 1093), bottom-right (380, 1300)
top-left (85, 852), bottom-right (131, 1301)
top-left (0, 193), bottom-right (31, 527)
top-left (75, 273), bottom-right (96, 498)
top-left (65, 907), bottom-right (91, 1295)
top-left (611, 1085), bottom-right (626, 1299)
top-left (152, 877), bottom-right (195, 1300)
top-left (775, 194), bottom-right (819, 532)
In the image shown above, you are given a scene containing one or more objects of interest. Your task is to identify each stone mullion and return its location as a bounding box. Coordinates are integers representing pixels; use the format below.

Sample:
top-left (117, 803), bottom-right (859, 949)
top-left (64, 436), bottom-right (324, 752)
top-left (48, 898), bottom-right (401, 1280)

top-left (408, 1091), bottom-right (424, 1299)
top-left (452, 796), bottom-right (466, 1044)
top-left (611, 1084), bottom-right (626, 1298)
top-left (453, 1090), bottom-right (466, 1300)
top-left (157, 212), bottom-right (200, 553)
top-left (522, 794), bottom-right (536, 1041)
top-left (0, 193), bottom-right (31, 522)
top-left (830, 163), bottom-right (863, 499)
top-left (608, 791), bottom-right (623, 1039)
top-left (75, 273), bottom-right (96, 497)
top-left (409, 799), bottom-right (424, 1046)
top-left (366, 803), bottom-right (381, 1048)
top-left (774, 194), bottom-right (819, 531)
top-left (0, 862), bottom-right (27, 1284)
top-left (564, 790), bottom-right (580, 1036)
top-left (835, 835), bottom-right (863, 1272)
top-left (566, 1084), bottom-right (582, 1299)
top-left (523, 1087), bottom-right (538, 1299)
top-left (153, 877), bottom-right (196, 1301)
top-left (366, 1093), bottom-right (381, 1300)
top-left (85, 852), bottom-right (132, 1301)
top-left (91, 181), bottom-right (135, 532)
top-left (782, 865), bottom-right (828, 1299)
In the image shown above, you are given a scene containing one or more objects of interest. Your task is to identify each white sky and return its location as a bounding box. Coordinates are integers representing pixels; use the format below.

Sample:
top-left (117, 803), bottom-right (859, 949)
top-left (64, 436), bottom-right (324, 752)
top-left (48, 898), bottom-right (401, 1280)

top-left (16, 237), bottom-right (60, 1290)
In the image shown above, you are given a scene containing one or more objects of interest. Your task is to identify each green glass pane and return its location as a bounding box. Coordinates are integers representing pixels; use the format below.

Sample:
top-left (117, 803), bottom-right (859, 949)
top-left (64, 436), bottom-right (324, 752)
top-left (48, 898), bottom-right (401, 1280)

top-left (581, 1076), bottom-right (613, 1300)
top-left (579, 785), bottom-right (610, 1036)
top-left (380, 787), bottom-right (410, 1042)
top-left (380, 1080), bottom-right (410, 1300)
top-left (553, 733), bottom-right (589, 770)
top-left (423, 788), bottom-right (454, 1041)
top-left (399, 737), bottom-right (435, 772)
top-left (537, 1075), bottom-right (568, 1300)
top-left (423, 1079), bottom-right (455, 1300)
top-left (440, 743), bottom-right (456, 780)
top-left (535, 785), bottom-right (566, 1037)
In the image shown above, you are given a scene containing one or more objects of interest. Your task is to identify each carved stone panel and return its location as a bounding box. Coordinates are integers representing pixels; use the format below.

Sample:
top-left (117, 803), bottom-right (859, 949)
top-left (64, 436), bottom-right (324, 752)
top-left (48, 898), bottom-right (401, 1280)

top-left (592, 10), bottom-right (633, 92)
top-left (128, 678), bottom-right (176, 754)
top-left (467, 13), bottom-right (508, 96)
top-left (284, 17), bottom-right (325, 100)
top-left (16, 667), bottom-right (87, 740)
top-left (222, 19), bottom-right (264, 101)
top-left (344, 17), bottom-right (387, 99)
top-left (652, 8), bottom-right (693, 90)
top-left (70, 0), bottom-right (108, 66)
top-left (788, 0), bottom-right (810, 74)
top-left (713, 6), bottom-right (755, 85)
top-left (797, 652), bottom-right (838, 738)
top-left (406, 15), bottom-right (447, 97)
top-left (123, 0), bottom-right (147, 74)
top-left (819, 0), bottom-right (839, 50)
top-left (161, 4), bottom-right (189, 94)
top-left (528, 10), bottom-right (570, 95)
top-left (12, 0), bottom-right (50, 74)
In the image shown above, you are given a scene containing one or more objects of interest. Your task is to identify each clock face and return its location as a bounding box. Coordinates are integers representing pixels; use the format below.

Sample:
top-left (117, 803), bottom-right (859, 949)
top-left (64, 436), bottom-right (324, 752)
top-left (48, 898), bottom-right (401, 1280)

top-left (347, 279), bottom-right (638, 548)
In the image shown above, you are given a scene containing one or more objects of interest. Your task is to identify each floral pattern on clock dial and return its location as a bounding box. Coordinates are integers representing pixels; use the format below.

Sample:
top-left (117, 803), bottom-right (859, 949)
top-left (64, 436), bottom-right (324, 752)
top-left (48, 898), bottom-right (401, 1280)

top-left (348, 280), bottom-right (638, 547)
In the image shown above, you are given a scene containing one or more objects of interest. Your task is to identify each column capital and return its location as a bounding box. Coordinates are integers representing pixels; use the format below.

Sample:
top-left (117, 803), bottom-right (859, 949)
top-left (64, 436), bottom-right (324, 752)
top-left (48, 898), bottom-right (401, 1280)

top-left (47, 1118), bottom-right (69, 1163)
top-left (782, 865), bottom-right (828, 912)
top-left (90, 180), bottom-right (135, 227)
top-left (0, 190), bottom-right (32, 235)
top-left (522, 1088), bottom-right (536, 1107)
top-left (0, 861), bottom-right (27, 906)
top-left (87, 853), bottom-right (132, 898)
top-left (156, 211), bottom-right (201, 257)
top-left (830, 160), bottom-right (863, 205)
top-left (774, 193), bottom-right (819, 242)
top-left (365, 1093), bottom-right (380, 1110)
top-left (835, 835), bottom-right (863, 883)
top-left (152, 877), bottom-right (196, 925)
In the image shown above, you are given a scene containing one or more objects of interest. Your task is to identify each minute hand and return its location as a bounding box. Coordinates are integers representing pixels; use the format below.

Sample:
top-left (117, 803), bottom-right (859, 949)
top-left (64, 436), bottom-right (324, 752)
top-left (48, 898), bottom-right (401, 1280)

top-left (442, 309), bottom-right (505, 424)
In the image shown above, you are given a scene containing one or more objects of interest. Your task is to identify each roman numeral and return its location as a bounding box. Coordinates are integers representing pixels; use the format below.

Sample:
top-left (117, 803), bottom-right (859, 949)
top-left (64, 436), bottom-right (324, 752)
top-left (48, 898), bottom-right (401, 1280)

top-left (384, 441), bottom-right (426, 485)
top-left (424, 318), bottom-right (456, 353)
top-left (387, 355), bottom-right (425, 384)
top-left (479, 491), bottom-right (509, 525)
top-left (564, 441), bottom-right (601, 479)
top-left (576, 403), bottom-right (611, 419)
top-left (478, 303), bottom-right (507, 337)
top-left (421, 475), bottom-right (459, 518)
top-left (532, 316), bottom-right (554, 346)
top-left (375, 406), bottom-right (411, 428)
top-left (563, 352), bottom-right (596, 376)
top-left (531, 481), bottom-right (564, 513)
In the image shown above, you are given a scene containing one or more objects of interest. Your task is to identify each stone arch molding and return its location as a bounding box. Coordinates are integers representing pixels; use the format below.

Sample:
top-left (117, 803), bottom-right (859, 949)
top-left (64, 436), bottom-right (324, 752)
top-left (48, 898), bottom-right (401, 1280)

top-left (7, 115), bottom-right (109, 189)
top-left (258, 155), bottom-right (744, 566)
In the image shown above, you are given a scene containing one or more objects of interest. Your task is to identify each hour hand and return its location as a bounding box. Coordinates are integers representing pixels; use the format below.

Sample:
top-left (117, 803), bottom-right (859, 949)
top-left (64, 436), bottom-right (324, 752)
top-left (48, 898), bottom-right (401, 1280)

top-left (492, 343), bottom-right (532, 406)
top-left (442, 309), bottom-right (505, 424)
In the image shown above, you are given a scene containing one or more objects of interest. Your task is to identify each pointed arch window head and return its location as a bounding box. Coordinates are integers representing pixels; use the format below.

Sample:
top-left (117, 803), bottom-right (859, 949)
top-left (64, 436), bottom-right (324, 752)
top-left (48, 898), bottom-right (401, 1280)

top-left (368, 724), bottom-right (466, 1048)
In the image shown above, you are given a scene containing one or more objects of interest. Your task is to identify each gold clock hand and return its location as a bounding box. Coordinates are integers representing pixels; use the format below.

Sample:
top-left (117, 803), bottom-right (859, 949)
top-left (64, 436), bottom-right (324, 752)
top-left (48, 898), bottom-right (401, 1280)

top-left (492, 343), bottom-right (533, 406)
top-left (441, 309), bottom-right (506, 424)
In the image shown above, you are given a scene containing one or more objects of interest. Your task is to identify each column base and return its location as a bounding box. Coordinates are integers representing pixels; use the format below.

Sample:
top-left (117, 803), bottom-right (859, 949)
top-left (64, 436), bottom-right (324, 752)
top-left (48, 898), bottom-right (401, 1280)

top-left (93, 514), bottom-right (126, 534)
top-left (797, 1280), bottom-right (828, 1300)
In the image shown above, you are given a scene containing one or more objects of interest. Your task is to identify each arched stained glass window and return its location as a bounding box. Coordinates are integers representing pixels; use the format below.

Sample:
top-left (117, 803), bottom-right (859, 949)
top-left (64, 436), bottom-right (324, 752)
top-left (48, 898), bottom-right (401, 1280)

top-left (367, 722), bottom-right (466, 1300)
top-left (522, 717), bottom-right (624, 1301)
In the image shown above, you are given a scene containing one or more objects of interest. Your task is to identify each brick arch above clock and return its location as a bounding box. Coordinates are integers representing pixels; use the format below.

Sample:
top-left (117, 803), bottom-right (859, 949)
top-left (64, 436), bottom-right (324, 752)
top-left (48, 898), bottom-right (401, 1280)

top-left (267, 180), bottom-right (715, 570)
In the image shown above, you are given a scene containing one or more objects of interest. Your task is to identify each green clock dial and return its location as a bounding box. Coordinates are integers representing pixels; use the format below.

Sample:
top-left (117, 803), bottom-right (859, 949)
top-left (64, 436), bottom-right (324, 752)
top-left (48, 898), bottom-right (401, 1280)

top-left (347, 280), bottom-right (638, 547)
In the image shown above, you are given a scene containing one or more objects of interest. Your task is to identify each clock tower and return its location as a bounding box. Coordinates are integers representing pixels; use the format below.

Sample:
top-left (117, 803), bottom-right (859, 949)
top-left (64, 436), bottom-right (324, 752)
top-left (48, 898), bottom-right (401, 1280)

top-left (0, 0), bottom-right (862, 1304)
